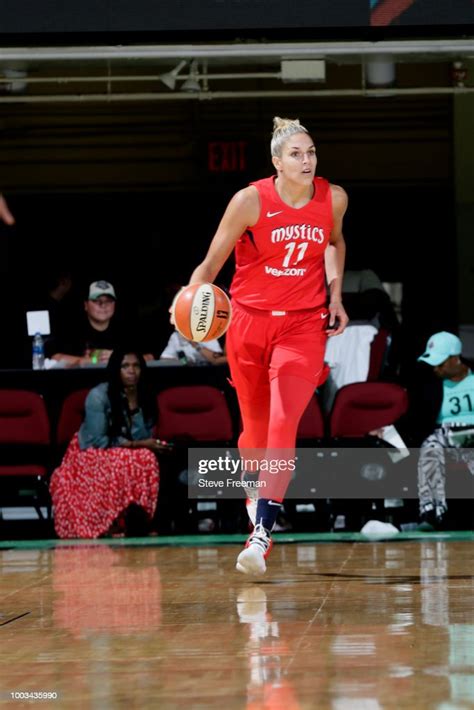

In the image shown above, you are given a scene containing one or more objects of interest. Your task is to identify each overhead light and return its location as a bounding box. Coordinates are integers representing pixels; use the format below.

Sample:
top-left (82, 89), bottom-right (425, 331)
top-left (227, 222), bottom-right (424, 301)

top-left (281, 59), bottom-right (326, 83)
top-left (366, 55), bottom-right (396, 88)
top-left (181, 60), bottom-right (201, 92)
top-left (2, 69), bottom-right (27, 94)
top-left (452, 60), bottom-right (467, 87)
top-left (159, 60), bottom-right (187, 90)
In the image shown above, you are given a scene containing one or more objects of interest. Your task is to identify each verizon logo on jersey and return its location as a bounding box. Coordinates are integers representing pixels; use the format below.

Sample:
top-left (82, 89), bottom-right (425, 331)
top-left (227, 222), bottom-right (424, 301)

top-left (265, 265), bottom-right (306, 277)
top-left (271, 224), bottom-right (325, 244)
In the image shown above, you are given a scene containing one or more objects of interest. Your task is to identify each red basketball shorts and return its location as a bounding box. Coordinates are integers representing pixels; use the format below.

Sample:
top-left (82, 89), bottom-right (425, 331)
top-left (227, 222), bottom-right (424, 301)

top-left (226, 301), bottom-right (330, 402)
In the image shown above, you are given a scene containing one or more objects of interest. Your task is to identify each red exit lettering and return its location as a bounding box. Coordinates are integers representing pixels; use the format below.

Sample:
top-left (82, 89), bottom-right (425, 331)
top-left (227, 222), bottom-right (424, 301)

top-left (208, 141), bottom-right (247, 172)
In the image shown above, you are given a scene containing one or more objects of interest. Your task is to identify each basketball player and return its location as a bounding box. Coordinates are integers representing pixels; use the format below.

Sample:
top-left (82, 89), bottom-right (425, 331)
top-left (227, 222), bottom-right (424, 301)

top-left (0, 193), bottom-right (15, 225)
top-left (188, 117), bottom-right (349, 574)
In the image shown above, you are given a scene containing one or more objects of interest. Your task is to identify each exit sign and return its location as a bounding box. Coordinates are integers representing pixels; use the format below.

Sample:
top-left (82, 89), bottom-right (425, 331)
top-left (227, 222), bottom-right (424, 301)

top-left (208, 141), bottom-right (248, 172)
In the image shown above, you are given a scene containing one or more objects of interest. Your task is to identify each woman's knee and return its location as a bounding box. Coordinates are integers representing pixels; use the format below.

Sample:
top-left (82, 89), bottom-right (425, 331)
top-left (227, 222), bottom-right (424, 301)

top-left (238, 430), bottom-right (267, 451)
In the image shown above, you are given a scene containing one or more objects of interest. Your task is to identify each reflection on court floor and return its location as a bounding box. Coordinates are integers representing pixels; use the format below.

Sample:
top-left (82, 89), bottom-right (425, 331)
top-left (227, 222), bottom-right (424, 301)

top-left (1, 540), bottom-right (473, 708)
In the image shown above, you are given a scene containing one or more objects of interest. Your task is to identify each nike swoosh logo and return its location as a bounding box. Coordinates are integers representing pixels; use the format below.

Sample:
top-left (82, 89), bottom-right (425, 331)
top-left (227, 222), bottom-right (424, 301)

top-left (266, 210), bottom-right (283, 218)
top-left (321, 312), bottom-right (329, 318)
top-left (268, 501), bottom-right (282, 506)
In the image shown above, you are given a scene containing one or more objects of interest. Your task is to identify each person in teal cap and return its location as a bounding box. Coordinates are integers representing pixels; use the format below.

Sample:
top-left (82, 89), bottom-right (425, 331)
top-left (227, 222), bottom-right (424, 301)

top-left (417, 332), bottom-right (474, 530)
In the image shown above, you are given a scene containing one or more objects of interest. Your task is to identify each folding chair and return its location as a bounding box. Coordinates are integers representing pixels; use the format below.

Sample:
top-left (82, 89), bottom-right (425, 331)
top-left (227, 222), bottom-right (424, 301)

top-left (0, 389), bottom-right (51, 521)
top-left (155, 385), bottom-right (235, 533)
top-left (156, 385), bottom-right (234, 443)
top-left (327, 381), bottom-right (410, 529)
top-left (56, 388), bottom-right (90, 459)
top-left (329, 381), bottom-right (408, 439)
top-left (297, 393), bottom-right (325, 443)
top-left (285, 393), bottom-right (329, 531)
top-left (367, 328), bottom-right (391, 381)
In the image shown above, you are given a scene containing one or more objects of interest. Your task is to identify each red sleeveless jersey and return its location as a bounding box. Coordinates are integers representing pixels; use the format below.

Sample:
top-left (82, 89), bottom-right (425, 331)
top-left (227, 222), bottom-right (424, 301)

top-left (230, 176), bottom-right (333, 310)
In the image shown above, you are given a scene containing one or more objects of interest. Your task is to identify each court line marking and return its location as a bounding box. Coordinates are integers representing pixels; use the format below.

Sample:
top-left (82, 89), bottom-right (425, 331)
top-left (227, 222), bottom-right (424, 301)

top-left (0, 611), bottom-right (31, 627)
top-left (1, 575), bottom-right (51, 603)
top-left (282, 542), bottom-right (358, 674)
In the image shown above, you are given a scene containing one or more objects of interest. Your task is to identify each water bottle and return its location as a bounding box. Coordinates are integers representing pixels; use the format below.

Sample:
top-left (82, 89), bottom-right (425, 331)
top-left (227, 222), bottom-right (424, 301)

top-left (32, 332), bottom-right (45, 370)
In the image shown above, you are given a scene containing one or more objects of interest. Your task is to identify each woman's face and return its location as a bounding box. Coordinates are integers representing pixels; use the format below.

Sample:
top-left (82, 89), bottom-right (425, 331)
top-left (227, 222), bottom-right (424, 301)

top-left (120, 353), bottom-right (141, 387)
top-left (272, 132), bottom-right (317, 185)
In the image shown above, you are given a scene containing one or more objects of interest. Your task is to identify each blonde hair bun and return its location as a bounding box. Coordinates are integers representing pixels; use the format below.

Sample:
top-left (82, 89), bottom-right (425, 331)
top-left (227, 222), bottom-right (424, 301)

top-left (271, 116), bottom-right (309, 157)
top-left (273, 116), bottom-right (303, 132)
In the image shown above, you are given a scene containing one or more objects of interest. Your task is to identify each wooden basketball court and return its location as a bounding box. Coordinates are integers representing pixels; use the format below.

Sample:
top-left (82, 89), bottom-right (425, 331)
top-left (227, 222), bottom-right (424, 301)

top-left (1, 535), bottom-right (473, 708)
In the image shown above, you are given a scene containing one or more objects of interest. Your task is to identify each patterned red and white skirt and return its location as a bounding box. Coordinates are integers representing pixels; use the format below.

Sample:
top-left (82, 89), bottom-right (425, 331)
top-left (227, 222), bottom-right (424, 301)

top-left (50, 434), bottom-right (159, 539)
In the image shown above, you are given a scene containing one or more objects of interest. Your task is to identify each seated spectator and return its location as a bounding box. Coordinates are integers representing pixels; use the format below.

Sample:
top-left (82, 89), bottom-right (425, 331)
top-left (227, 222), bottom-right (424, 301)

top-left (341, 269), bottom-right (394, 327)
top-left (27, 267), bottom-right (74, 338)
top-left (343, 268), bottom-right (401, 375)
top-left (49, 280), bottom-right (152, 366)
top-left (43, 268), bottom-right (73, 323)
top-left (412, 332), bottom-right (474, 530)
top-left (50, 348), bottom-right (167, 539)
top-left (160, 329), bottom-right (227, 366)
top-left (321, 268), bottom-right (400, 410)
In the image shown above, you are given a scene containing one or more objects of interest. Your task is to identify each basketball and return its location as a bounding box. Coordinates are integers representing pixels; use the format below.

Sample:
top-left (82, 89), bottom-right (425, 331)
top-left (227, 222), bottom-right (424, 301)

top-left (172, 283), bottom-right (232, 342)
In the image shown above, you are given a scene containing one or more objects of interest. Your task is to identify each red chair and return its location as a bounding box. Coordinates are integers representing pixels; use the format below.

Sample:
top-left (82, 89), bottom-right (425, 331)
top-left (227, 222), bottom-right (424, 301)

top-left (367, 328), bottom-right (391, 381)
top-left (156, 385), bottom-right (234, 442)
top-left (283, 393), bottom-right (328, 529)
top-left (326, 382), bottom-right (410, 529)
top-left (329, 381), bottom-right (408, 438)
top-left (56, 388), bottom-right (90, 450)
top-left (297, 394), bottom-right (325, 441)
top-left (0, 390), bottom-right (51, 519)
top-left (155, 385), bottom-right (235, 534)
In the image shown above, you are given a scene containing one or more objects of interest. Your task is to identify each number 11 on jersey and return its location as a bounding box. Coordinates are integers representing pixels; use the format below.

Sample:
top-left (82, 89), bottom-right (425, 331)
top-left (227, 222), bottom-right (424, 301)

top-left (282, 242), bottom-right (308, 268)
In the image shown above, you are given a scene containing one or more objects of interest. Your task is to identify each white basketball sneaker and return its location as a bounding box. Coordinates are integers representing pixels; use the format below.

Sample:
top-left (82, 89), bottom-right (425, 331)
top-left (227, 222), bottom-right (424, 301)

top-left (245, 496), bottom-right (257, 527)
top-left (236, 523), bottom-right (273, 576)
top-left (241, 472), bottom-right (259, 527)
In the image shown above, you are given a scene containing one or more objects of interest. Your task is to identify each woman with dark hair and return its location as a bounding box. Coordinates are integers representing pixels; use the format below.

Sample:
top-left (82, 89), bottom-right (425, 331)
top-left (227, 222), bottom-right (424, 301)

top-left (50, 347), bottom-right (165, 539)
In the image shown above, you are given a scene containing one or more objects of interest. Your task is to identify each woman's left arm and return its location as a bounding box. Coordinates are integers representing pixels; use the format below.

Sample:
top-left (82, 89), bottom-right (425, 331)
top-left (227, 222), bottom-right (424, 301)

top-left (325, 184), bottom-right (349, 337)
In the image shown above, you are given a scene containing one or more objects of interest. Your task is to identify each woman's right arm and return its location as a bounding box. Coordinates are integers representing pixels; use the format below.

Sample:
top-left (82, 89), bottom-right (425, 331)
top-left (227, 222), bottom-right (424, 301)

top-left (189, 186), bottom-right (260, 284)
top-left (78, 388), bottom-right (110, 449)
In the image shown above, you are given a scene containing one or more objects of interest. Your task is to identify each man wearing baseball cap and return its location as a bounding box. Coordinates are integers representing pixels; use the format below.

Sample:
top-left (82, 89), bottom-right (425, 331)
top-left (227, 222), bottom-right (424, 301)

top-left (51, 280), bottom-right (121, 367)
top-left (88, 280), bottom-right (116, 302)
top-left (416, 332), bottom-right (474, 530)
top-left (418, 331), bottom-right (463, 368)
top-left (50, 280), bottom-right (154, 367)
